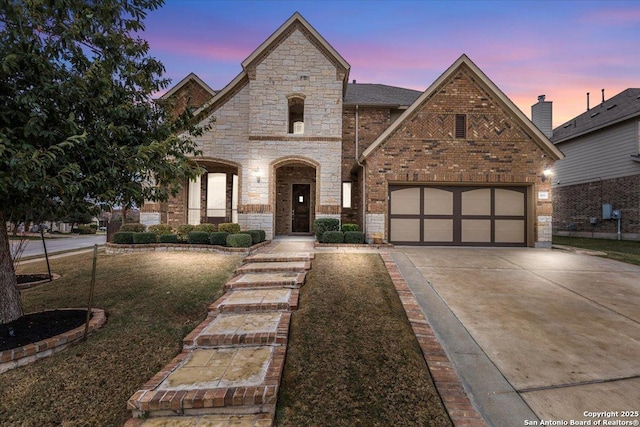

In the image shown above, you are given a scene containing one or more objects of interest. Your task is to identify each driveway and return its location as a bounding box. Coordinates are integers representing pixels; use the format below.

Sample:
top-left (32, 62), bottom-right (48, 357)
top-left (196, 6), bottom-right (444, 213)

top-left (392, 247), bottom-right (640, 427)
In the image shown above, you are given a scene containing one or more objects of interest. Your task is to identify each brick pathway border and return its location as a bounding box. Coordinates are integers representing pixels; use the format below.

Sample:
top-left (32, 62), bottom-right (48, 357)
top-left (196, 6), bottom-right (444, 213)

top-left (380, 253), bottom-right (488, 427)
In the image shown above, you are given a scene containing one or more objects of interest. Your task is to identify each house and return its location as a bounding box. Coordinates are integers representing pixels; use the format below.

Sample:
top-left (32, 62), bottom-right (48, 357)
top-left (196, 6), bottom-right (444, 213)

top-left (548, 88), bottom-right (640, 240)
top-left (141, 12), bottom-right (563, 247)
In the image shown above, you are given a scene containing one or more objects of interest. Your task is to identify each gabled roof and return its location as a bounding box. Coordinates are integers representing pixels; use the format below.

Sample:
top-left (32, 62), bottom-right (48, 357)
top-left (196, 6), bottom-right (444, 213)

top-left (551, 88), bottom-right (640, 144)
top-left (344, 83), bottom-right (422, 107)
top-left (159, 72), bottom-right (216, 100)
top-left (361, 54), bottom-right (564, 162)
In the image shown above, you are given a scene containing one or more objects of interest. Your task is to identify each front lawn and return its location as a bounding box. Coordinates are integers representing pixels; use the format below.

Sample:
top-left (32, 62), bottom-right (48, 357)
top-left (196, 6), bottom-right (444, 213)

top-left (2, 251), bottom-right (242, 427)
top-left (553, 235), bottom-right (640, 265)
top-left (276, 253), bottom-right (451, 426)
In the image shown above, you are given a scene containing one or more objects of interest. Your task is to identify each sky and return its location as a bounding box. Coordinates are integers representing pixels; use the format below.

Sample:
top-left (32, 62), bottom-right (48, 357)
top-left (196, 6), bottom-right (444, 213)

top-left (141, 0), bottom-right (640, 128)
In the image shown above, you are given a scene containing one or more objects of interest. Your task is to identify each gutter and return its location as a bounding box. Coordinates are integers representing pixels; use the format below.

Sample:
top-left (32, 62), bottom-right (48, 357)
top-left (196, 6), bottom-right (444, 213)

top-left (355, 105), bottom-right (366, 236)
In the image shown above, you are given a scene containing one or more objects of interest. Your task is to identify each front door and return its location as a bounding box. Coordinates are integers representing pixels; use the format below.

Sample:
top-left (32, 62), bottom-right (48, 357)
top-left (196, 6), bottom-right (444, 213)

top-left (292, 184), bottom-right (311, 233)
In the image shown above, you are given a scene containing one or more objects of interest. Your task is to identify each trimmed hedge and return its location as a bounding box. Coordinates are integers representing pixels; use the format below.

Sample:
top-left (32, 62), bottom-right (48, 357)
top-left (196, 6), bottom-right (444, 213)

top-left (344, 231), bottom-right (365, 244)
top-left (227, 233), bottom-right (252, 248)
top-left (242, 230), bottom-right (261, 245)
top-left (341, 223), bottom-right (360, 232)
top-left (322, 231), bottom-right (344, 244)
top-left (219, 223), bottom-right (241, 234)
top-left (148, 224), bottom-right (173, 237)
top-left (314, 218), bottom-right (340, 242)
top-left (176, 224), bottom-right (195, 241)
top-left (247, 229), bottom-right (266, 243)
top-left (113, 232), bottom-right (134, 244)
top-left (210, 232), bottom-right (229, 246)
top-left (133, 232), bottom-right (157, 244)
top-left (76, 225), bottom-right (96, 234)
top-left (119, 223), bottom-right (146, 233)
top-left (159, 234), bottom-right (179, 243)
top-left (188, 231), bottom-right (210, 245)
top-left (194, 223), bottom-right (217, 233)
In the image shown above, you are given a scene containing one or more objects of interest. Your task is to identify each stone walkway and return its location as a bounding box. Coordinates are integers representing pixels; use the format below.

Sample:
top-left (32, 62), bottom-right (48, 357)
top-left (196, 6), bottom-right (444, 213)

top-left (124, 250), bottom-right (313, 427)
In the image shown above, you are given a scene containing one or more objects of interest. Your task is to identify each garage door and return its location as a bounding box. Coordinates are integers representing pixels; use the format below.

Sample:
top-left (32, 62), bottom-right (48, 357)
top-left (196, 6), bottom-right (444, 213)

top-left (389, 185), bottom-right (527, 246)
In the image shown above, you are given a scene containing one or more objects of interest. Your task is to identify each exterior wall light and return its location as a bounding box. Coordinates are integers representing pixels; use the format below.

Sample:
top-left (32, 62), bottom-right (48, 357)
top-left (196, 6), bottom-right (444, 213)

top-left (542, 166), bottom-right (552, 182)
top-left (254, 167), bottom-right (261, 183)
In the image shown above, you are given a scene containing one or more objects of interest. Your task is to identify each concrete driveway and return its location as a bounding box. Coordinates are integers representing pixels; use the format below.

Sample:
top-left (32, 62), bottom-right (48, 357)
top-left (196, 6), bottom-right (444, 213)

top-left (392, 247), bottom-right (640, 427)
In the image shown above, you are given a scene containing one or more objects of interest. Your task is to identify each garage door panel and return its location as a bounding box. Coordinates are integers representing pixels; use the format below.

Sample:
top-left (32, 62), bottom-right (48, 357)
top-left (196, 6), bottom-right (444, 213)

top-left (461, 219), bottom-right (492, 243)
top-left (495, 188), bottom-right (524, 216)
top-left (390, 218), bottom-right (421, 242)
top-left (424, 188), bottom-right (453, 215)
top-left (390, 187), bottom-right (420, 215)
top-left (462, 188), bottom-right (491, 215)
top-left (495, 220), bottom-right (525, 243)
top-left (424, 219), bottom-right (453, 242)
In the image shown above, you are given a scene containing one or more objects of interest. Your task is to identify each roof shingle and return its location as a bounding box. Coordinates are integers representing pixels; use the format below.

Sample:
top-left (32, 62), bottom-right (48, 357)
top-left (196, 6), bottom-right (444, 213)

top-left (344, 83), bottom-right (422, 107)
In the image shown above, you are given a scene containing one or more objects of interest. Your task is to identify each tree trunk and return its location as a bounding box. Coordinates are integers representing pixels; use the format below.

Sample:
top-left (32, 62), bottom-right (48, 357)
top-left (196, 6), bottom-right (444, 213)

top-left (0, 210), bottom-right (24, 324)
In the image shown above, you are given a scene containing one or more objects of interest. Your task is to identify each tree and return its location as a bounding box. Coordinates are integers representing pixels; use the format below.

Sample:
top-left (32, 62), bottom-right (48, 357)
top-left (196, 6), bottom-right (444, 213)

top-left (0, 0), bottom-right (205, 324)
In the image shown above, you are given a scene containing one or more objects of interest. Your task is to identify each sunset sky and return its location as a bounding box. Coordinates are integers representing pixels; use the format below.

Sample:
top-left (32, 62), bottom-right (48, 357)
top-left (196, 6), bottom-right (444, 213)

top-left (142, 0), bottom-right (640, 128)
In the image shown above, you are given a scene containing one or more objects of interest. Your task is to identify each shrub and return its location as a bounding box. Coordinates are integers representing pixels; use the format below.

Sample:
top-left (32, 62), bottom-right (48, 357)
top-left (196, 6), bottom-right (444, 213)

top-left (159, 234), bottom-right (179, 243)
top-left (76, 225), bottom-right (96, 234)
top-left (322, 231), bottom-right (344, 244)
top-left (176, 224), bottom-right (195, 241)
top-left (344, 231), bottom-right (365, 244)
top-left (314, 218), bottom-right (340, 242)
top-left (133, 232), bottom-right (157, 244)
top-left (194, 223), bottom-right (217, 233)
top-left (341, 223), bottom-right (360, 232)
top-left (242, 230), bottom-right (262, 245)
top-left (227, 233), bottom-right (252, 248)
top-left (218, 223), bottom-right (241, 234)
top-left (148, 224), bottom-right (173, 237)
top-left (119, 223), bottom-right (146, 233)
top-left (210, 232), bottom-right (229, 246)
top-left (247, 229), bottom-right (266, 243)
top-left (188, 231), bottom-right (210, 245)
top-left (89, 224), bottom-right (99, 230)
top-left (113, 232), bottom-right (134, 244)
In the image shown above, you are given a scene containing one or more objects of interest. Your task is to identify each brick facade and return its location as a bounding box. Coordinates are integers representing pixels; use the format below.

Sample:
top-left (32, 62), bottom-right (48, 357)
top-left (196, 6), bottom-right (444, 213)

top-left (553, 175), bottom-right (640, 239)
top-left (363, 65), bottom-right (554, 245)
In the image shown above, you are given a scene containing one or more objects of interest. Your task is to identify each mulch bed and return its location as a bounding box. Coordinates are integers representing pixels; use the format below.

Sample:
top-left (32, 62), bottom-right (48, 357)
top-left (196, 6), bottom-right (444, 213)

top-left (0, 309), bottom-right (88, 351)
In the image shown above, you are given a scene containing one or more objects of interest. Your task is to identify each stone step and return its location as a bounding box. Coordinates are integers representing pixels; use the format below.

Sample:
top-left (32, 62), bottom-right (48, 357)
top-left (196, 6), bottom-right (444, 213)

top-left (127, 346), bottom-right (285, 418)
top-left (243, 252), bottom-right (314, 263)
top-left (208, 289), bottom-right (299, 314)
top-left (123, 413), bottom-right (273, 427)
top-left (183, 312), bottom-right (291, 349)
top-left (235, 261), bottom-right (311, 274)
top-left (225, 272), bottom-right (306, 290)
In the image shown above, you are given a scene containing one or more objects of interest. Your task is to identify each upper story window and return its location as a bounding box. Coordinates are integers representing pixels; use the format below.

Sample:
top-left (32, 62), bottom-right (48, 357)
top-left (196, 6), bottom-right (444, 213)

top-left (288, 96), bottom-right (305, 134)
top-left (455, 114), bottom-right (466, 139)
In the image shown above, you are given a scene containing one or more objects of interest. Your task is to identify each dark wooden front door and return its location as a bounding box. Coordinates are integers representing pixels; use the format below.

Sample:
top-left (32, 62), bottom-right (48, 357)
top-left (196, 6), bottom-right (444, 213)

top-left (292, 184), bottom-right (311, 233)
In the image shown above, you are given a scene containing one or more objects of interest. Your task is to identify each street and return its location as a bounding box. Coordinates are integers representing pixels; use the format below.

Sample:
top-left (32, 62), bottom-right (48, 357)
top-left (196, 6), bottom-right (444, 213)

top-left (11, 234), bottom-right (106, 258)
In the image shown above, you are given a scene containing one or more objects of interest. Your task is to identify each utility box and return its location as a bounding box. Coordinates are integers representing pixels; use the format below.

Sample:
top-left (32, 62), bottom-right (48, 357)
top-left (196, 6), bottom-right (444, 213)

top-left (590, 217), bottom-right (598, 225)
top-left (612, 210), bottom-right (621, 219)
top-left (602, 204), bottom-right (612, 220)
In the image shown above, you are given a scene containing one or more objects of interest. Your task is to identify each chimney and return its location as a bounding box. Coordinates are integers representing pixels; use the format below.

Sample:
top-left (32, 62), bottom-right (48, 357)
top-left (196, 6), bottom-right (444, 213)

top-left (531, 95), bottom-right (553, 138)
top-left (587, 92), bottom-right (590, 111)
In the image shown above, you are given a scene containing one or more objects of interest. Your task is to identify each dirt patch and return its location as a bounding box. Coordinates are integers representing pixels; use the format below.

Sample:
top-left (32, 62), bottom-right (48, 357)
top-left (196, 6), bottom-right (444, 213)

top-left (16, 274), bottom-right (52, 284)
top-left (0, 309), bottom-right (87, 351)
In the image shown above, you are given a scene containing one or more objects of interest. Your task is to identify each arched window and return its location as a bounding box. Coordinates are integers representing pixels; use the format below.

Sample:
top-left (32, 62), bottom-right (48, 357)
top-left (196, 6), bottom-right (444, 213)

top-left (288, 96), bottom-right (305, 134)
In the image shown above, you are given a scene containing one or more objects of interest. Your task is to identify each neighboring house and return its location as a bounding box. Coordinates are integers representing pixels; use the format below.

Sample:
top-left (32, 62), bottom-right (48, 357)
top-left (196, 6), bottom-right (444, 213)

top-left (549, 88), bottom-right (640, 240)
top-left (142, 12), bottom-right (563, 247)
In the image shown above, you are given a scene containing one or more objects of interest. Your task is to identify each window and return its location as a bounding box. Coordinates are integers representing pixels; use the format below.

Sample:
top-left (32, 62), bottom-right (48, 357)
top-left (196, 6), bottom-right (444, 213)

top-left (455, 114), bottom-right (466, 139)
top-left (188, 175), bottom-right (201, 225)
top-left (342, 182), bottom-right (352, 208)
top-left (288, 96), bottom-right (304, 134)
top-left (206, 173), bottom-right (226, 217)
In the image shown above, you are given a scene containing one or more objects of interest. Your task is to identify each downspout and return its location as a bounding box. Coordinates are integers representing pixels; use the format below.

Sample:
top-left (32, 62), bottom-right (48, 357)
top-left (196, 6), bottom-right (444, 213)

top-left (355, 105), bottom-right (366, 237)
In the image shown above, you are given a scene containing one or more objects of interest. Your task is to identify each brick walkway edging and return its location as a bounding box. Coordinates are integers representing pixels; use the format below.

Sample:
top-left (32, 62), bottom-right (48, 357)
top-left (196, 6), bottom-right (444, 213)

top-left (380, 253), bottom-right (488, 427)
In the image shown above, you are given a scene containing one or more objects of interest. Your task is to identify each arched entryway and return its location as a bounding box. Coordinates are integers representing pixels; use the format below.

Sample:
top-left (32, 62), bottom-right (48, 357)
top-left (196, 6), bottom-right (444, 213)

top-left (272, 158), bottom-right (318, 236)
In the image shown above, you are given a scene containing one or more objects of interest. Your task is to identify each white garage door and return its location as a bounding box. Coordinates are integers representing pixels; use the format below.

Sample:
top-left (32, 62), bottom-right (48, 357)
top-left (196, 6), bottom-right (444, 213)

top-left (389, 186), bottom-right (527, 246)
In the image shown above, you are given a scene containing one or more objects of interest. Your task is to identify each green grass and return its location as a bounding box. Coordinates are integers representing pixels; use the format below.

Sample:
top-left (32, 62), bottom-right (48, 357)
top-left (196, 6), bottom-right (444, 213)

top-left (553, 235), bottom-right (640, 266)
top-left (2, 251), bottom-right (242, 427)
top-left (276, 253), bottom-right (451, 427)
